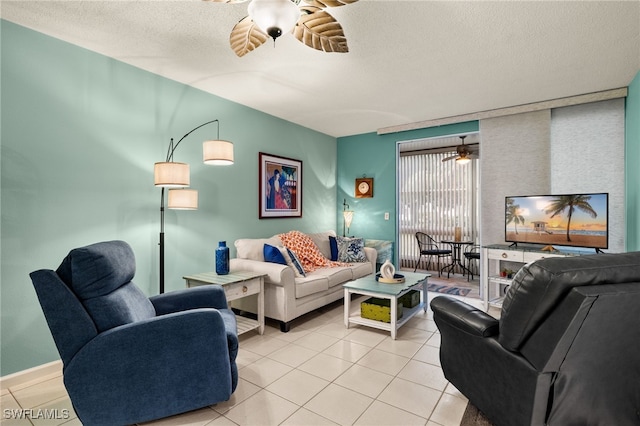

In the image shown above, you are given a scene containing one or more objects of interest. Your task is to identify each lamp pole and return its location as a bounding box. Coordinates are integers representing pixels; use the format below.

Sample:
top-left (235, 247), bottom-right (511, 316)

top-left (343, 198), bottom-right (349, 237)
top-left (160, 187), bottom-right (166, 294)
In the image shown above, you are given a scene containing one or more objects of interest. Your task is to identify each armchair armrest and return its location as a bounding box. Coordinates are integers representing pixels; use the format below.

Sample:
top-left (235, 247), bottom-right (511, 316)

top-left (150, 285), bottom-right (228, 315)
top-left (430, 296), bottom-right (499, 337)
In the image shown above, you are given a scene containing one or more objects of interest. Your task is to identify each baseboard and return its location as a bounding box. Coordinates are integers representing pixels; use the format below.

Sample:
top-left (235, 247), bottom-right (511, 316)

top-left (0, 360), bottom-right (63, 391)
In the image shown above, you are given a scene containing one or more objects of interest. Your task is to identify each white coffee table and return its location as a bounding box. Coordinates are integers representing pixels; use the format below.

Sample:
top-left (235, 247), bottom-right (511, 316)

top-left (343, 271), bottom-right (430, 339)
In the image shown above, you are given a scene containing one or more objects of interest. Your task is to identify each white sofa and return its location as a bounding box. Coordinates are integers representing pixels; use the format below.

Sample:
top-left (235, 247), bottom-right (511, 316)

top-left (229, 230), bottom-right (377, 332)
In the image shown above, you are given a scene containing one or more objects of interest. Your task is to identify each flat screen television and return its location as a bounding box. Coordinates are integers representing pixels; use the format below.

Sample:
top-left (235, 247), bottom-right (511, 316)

top-left (505, 193), bottom-right (608, 251)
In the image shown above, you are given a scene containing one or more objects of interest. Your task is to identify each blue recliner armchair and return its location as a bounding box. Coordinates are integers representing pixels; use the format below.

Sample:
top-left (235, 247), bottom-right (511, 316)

top-left (30, 240), bottom-right (239, 425)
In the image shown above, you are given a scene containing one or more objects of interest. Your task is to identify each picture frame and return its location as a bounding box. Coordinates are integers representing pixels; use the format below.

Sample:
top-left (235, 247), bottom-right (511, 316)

top-left (259, 152), bottom-right (302, 218)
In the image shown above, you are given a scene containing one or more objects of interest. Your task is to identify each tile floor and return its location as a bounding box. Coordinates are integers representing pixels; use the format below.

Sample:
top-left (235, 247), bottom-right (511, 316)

top-left (1, 272), bottom-right (490, 426)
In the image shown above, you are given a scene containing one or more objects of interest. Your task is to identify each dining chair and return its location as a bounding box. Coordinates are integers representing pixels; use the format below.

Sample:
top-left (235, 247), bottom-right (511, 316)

top-left (463, 244), bottom-right (481, 280)
top-left (414, 232), bottom-right (452, 277)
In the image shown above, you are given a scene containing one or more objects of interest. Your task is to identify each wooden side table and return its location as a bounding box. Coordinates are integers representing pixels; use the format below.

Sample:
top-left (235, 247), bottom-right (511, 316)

top-left (183, 271), bottom-right (265, 335)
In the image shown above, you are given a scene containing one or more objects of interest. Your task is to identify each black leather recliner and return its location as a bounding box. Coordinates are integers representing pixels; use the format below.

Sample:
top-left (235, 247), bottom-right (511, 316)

top-left (430, 251), bottom-right (640, 426)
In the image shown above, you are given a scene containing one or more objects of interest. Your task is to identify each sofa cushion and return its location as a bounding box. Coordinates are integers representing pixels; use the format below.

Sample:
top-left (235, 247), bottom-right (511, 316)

top-left (294, 275), bottom-right (329, 299)
top-left (310, 266), bottom-right (354, 288)
top-left (235, 237), bottom-right (281, 261)
top-left (335, 236), bottom-right (368, 263)
top-left (264, 244), bottom-right (287, 265)
top-left (307, 231), bottom-right (337, 259)
top-left (350, 261), bottom-right (374, 280)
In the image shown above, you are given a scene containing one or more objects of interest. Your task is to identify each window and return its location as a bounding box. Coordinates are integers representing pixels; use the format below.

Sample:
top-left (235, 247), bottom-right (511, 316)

top-left (398, 148), bottom-right (478, 268)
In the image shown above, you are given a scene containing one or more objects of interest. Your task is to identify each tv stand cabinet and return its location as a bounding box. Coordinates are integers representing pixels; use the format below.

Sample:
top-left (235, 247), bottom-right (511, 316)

top-left (482, 244), bottom-right (575, 309)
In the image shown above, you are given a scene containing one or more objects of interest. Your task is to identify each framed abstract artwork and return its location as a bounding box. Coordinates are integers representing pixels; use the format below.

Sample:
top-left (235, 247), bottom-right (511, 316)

top-left (259, 152), bottom-right (302, 218)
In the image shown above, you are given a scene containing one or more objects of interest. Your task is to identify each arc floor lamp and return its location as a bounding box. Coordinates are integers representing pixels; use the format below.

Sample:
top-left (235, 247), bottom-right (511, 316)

top-left (154, 119), bottom-right (233, 293)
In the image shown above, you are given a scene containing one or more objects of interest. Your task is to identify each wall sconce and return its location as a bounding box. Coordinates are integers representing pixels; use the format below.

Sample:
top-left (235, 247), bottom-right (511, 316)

top-left (343, 198), bottom-right (354, 237)
top-left (154, 119), bottom-right (233, 293)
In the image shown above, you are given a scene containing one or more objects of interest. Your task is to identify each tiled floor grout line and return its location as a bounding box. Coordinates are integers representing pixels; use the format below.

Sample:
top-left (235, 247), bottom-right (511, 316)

top-left (225, 301), bottom-right (453, 426)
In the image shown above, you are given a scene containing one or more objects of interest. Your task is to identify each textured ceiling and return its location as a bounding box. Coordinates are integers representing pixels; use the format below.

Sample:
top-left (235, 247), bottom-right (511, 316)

top-left (1, 0), bottom-right (639, 137)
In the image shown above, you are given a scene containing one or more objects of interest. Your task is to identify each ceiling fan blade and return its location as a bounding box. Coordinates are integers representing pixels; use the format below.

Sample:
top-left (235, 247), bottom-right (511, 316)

top-left (230, 16), bottom-right (268, 57)
top-left (442, 155), bottom-right (458, 162)
top-left (292, 6), bottom-right (349, 53)
top-left (303, 0), bottom-right (358, 7)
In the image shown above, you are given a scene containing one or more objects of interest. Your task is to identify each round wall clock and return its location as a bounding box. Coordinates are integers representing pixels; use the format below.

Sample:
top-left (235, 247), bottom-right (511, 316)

top-left (355, 177), bottom-right (374, 198)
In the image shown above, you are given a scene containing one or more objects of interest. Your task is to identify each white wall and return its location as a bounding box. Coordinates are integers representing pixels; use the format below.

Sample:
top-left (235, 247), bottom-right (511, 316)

top-left (480, 110), bottom-right (552, 246)
top-left (550, 99), bottom-right (625, 251)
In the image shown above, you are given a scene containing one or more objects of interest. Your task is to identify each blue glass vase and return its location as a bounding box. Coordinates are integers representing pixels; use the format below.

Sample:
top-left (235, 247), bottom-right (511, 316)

top-left (216, 241), bottom-right (229, 275)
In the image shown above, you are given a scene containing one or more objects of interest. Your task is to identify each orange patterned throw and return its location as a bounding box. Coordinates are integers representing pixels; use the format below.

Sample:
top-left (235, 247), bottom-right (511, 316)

top-left (279, 230), bottom-right (348, 273)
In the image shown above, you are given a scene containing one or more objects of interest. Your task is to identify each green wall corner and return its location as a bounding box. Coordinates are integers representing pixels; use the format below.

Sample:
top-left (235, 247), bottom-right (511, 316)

top-left (626, 70), bottom-right (640, 251)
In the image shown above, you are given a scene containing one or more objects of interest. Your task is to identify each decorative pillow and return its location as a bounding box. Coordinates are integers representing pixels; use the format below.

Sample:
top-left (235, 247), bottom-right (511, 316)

top-left (328, 236), bottom-right (339, 261)
top-left (264, 244), bottom-right (287, 265)
top-left (283, 248), bottom-right (306, 277)
top-left (335, 236), bottom-right (368, 263)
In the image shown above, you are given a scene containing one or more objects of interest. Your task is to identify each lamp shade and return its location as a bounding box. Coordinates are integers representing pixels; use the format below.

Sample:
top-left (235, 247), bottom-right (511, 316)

top-left (455, 156), bottom-right (471, 165)
top-left (203, 140), bottom-right (234, 165)
top-left (154, 162), bottom-right (190, 187)
top-left (168, 189), bottom-right (198, 210)
top-left (343, 210), bottom-right (354, 229)
top-left (248, 0), bottom-right (300, 40)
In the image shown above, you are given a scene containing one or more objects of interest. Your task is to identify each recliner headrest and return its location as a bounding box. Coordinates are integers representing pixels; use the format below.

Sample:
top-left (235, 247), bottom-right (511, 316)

top-left (56, 240), bottom-right (136, 300)
top-left (499, 251), bottom-right (640, 351)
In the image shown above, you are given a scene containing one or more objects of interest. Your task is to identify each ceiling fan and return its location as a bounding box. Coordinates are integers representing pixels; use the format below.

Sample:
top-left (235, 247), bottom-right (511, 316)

top-left (204, 0), bottom-right (358, 57)
top-left (442, 136), bottom-right (479, 164)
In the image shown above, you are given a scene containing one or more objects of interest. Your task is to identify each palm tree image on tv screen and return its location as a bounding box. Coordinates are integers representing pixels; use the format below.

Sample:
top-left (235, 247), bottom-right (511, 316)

top-left (505, 193), bottom-right (608, 250)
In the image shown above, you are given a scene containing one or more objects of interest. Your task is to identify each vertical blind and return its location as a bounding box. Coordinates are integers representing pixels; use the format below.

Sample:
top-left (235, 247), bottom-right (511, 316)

top-left (398, 151), bottom-right (478, 268)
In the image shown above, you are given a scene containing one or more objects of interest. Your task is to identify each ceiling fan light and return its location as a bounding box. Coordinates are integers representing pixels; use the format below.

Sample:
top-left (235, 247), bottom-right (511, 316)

top-left (456, 156), bottom-right (471, 165)
top-left (248, 0), bottom-right (300, 41)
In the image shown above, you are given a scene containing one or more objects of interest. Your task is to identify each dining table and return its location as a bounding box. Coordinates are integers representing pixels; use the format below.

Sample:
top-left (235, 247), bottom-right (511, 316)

top-left (440, 240), bottom-right (474, 278)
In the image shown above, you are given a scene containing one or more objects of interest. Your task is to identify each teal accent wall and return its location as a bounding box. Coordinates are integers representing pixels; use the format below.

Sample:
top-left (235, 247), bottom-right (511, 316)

top-left (626, 70), bottom-right (640, 251)
top-left (0, 20), bottom-right (337, 375)
top-left (337, 122), bottom-right (479, 256)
